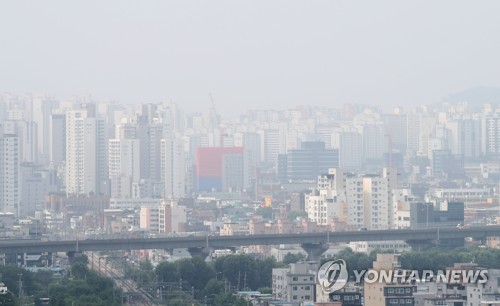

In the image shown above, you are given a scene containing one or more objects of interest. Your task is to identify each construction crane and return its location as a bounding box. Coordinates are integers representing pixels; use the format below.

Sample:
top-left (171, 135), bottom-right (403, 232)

top-left (209, 93), bottom-right (226, 146)
top-left (208, 93), bottom-right (218, 129)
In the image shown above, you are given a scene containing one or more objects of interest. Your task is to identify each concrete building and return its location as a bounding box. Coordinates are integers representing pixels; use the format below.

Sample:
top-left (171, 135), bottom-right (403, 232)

top-left (161, 133), bottom-right (186, 198)
top-left (278, 141), bottom-right (339, 182)
top-left (364, 254), bottom-right (416, 306)
top-left (109, 138), bottom-right (140, 198)
top-left (348, 174), bottom-right (390, 230)
top-left (407, 111), bottom-right (422, 155)
top-left (49, 113), bottom-right (65, 167)
top-left (272, 262), bottom-right (318, 303)
top-left (139, 199), bottom-right (186, 234)
top-left (409, 201), bottom-right (464, 229)
top-left (0, 131), bottom-right (20, 216)
top-left (32, 96), bottom-right (59, 164)
top-left (483, 115), bottom-right (499, 158)
top-left (361, 124), bottom-right (386, 161)
top-left (3, 120), bottom-right (38, 163)
top-left (196, 147), bottom-right (245, 192)
top-left (305, 174), bottom-right (345, 226)
top-left (221, 153), bottom-right (244, 192)
top-left (384, 113), bottom-right (408, 153)
top-left (20, 163), bottom-right (56, 216)
top-left (65, 106), bottom-right (108, 196)
top-left (447, 117), bottom-right (482, 159)
top-left (316, 284), bottom-right (362, 305)
top-left (392, 189), bottom-right (416, 229)
top-left (334, 132), bottom-right (363, 171)
top-left (306, 167), bottom-right (399, 230)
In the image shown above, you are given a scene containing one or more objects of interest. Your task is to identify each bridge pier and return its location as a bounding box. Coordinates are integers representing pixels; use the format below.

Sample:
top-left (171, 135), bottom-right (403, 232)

top-left (67, 251), bottom-right (85, 263)
top-left (301, 243), bottom-right (327, 262)
top-left (3, 252), bottom-right (18, 265)
top-left (187, 247), bottom-right (211, 259)
top-left (406, 239), bottom-right (434, 251)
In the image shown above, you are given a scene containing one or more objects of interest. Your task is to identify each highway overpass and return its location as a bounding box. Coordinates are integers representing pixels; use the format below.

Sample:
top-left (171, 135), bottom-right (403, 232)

top-left (0, 226), bottom-right (499, 254)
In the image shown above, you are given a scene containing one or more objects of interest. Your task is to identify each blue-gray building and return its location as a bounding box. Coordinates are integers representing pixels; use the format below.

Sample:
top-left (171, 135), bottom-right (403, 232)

top-left (277, 141), bottom-right (339, 182)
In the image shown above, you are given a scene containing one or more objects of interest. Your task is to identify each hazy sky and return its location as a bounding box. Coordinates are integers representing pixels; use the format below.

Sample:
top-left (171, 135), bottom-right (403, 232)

top-left (1, 1), bottom-right (499, 114)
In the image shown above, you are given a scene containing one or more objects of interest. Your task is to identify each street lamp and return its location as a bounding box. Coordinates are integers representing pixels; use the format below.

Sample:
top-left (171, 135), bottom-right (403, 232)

top-left (98, 256), bottom-right (106, 274)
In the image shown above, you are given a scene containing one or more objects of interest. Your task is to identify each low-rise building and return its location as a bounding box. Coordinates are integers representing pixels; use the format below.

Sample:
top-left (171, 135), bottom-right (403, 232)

top-left (272, 262), bottom-right (318, 303)
top-left (364, 254), bottom-right (416, 306)
top-left (140, 199), bottom-right (186, 234)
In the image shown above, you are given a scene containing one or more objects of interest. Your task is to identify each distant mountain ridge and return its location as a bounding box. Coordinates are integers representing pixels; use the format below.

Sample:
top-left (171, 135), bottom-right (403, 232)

top-left (443, 86), bottom-right (500, 108)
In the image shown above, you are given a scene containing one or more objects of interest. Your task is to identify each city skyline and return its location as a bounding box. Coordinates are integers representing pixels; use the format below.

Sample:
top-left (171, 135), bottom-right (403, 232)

top-left (1, 2), bottom-right (500, 305)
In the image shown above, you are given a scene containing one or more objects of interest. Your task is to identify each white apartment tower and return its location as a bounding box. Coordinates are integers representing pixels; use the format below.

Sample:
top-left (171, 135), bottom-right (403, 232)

top-left (161, 134), bottom-right (186, 198)
top-left (0, 129), bottom-right (20, 216)
top-left (109, 138), bottom-right (140, 198)
top-left (65, 107), bottom-right (108, 196)
top-left (3, 120), bottom-right (38, 163)
top-left (484, 115), bottom-right (499, 157)
top-left (32, 96), bottom-right (59, 164)
top-left (49, 114), bottom-right (66, 167)
top-left (306, 167), bottom-right (398, 230)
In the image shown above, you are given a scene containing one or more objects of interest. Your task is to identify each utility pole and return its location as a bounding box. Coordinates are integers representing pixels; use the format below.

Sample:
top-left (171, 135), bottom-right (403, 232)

top-left (237, 271), bottom-right (241, 292)
top-left (18, 274), bottom-right (24, 306)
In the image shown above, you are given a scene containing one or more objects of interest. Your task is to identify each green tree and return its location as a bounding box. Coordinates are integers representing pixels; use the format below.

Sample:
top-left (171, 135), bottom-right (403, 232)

top-left (213, 293), bottom-right (247, 306)
top-left (287, 210), bottom-right (308, 221)
top-left (0, 265), bottom-right (36, 297)
top-left (71, 262), bottom-right (89, 279)
top-left (203, 279), bottom-right (224, 297)
top-left (256, 207), bottom-right (273, 219)
top-left (257, 287), bottom-right (272, 294)
top-left (255, 256), bottom-right (282, 287)
top-left (0, 291), bottom-right (16, 305)
top-left (155, 261), bottom-right (179, 283)
top-left (283, 252), bottom-right (305, 264)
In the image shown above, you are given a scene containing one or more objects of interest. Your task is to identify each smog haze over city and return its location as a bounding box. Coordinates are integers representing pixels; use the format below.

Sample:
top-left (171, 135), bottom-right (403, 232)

top-left (2, 1), bottom-right (500, 113)
top-left (0, 1), bottom-right (500, 306)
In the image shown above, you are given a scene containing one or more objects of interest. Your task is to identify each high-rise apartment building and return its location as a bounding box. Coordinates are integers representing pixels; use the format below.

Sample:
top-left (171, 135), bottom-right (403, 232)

top-left (0, 130), bottom-right (20, 215)
top-left (384, 113), bottom-right (408, 153)
top-left (3, 120), bottom-right (38, 163)
top-left (65, 106), bottom-right (108, 196)
top-left (49, 114), bottom-right (66, 167)
top-left (108, 138), bottom-right (140, 198)
top-left (161, 135), bottom-right (186, 198)
top-left (484, 115), bottom-right (499, 158)
top-left (32, 96), bottom-right (59, 164)
top-left (306, 167), bottom-right (398, 230)
top-left (333, 132), bottom-right (363, 170)
top-left (447, 117), bottom-right (481, 159)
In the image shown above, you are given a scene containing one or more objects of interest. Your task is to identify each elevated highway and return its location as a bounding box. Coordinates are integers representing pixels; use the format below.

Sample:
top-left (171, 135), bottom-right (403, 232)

top-left (1, 226), bottom-right (499, 254)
